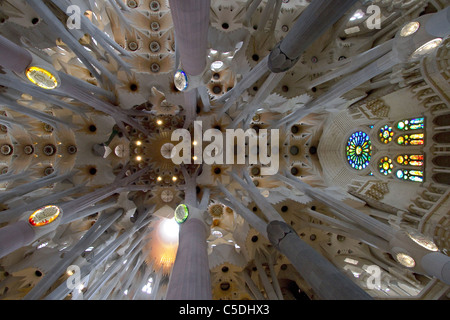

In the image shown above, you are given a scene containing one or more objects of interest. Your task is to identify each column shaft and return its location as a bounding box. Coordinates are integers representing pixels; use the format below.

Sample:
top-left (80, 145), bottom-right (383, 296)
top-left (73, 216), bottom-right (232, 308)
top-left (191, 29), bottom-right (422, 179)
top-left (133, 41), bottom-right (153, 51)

top-left (169, 0), bottom-right (211, 76)
top-left (268, 221), bottom-right (372, 300)
top-left (268, 0), bottom-right (358, 72)
top-left (166, 218), bottom-right (212, 299)
top-left (0, 35), bottom-right (32, 73)
top-left (0, 221), bottom-right (35, 259)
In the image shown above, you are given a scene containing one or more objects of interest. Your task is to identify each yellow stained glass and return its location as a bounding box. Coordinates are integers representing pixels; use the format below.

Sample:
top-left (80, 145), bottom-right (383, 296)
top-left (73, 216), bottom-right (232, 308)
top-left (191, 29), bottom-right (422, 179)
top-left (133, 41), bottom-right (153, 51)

top-left (26, 66), bottom-right (59, 90)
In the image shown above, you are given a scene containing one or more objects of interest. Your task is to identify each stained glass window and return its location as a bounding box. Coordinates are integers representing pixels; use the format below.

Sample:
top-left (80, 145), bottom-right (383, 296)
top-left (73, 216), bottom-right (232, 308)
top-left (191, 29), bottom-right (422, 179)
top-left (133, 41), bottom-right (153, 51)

top-left (396, 154), bottom-right (424, 167)
top-left (346, 131), bottom-right (372, 170)
top-left (397, 117), bottom-right (424, 131)
top-left (397, 133), bottom-right (424, 146)
top-left (174, 204), bottom-right (189, 224)
top-left (379, 125), bottom-right (394, 144)
top-left (396, 169), bottom-right (423, 182)
top-left (379, 157), bottom-right (393, 175)
top-left (375, 116), bottom-right (425, 182)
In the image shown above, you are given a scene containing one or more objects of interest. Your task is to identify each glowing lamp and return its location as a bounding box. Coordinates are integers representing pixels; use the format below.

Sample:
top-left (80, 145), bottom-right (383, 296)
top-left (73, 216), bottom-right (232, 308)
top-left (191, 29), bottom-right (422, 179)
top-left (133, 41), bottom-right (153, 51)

top-left (410, 38), bottom-right (443, 60)
top-left (26, 66), bottom-right (59, 90)
top-left (174, 204), bottom-right (189, 224)
top-left (407, 230), bottom-right (439, 252)
top-left (395, 252), bottom-right (416, 268)
top-left (29, 205), bottom-right (61, 227)
top-left (400, 22), bottom-right (420, 37)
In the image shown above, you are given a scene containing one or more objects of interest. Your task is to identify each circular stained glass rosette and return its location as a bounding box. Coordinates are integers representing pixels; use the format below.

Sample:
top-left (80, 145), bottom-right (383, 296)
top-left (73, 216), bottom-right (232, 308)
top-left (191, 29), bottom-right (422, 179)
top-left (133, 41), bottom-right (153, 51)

top-left (174, 204), bottom-right (189, 224)
top-left (346, 132), bottom-right (372, 170)
top-left (379, 125), bottom-right (394, 144)
top-left (379, 157), bottom-right (393, 175)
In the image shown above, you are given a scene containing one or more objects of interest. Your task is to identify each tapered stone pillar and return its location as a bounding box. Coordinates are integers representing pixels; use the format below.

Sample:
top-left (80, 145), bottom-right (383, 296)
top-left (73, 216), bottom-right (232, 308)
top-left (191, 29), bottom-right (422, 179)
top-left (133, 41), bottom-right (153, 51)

top-left (421, 252), bottom-right (450, 285)
top-left (0, 221), bottom-right (35, 259)
top-left (168, 0), bottom-right (211, 76)
top-left (267, 220), bottom-right (372, 300)
top-left (268, 0), bottom-right (358, 73)
top-left (0, 35), bottom-right (32, 73)
top-left (166, 216), bottom-right (212, 300)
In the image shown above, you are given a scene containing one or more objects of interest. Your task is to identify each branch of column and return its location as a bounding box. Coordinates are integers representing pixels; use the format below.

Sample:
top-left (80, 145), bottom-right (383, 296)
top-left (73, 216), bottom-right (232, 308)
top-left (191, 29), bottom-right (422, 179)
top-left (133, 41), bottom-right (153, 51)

top-left (267, 220), bottom-right (373, 300)
top-left (24, 209), bottom-right (124, 300)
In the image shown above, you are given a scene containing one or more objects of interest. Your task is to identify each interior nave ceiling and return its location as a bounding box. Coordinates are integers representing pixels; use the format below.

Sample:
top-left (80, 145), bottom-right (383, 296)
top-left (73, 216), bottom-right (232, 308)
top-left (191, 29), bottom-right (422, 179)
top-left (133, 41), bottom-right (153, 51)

top-left (0, 0), bottom-right (448, 300)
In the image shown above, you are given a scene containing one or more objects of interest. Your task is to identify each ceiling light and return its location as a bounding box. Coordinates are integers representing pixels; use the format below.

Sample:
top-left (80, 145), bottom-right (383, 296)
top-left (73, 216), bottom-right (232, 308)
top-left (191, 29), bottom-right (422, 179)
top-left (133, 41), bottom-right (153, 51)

top-left (396, 252), bottom-right (416, 268)
top-left (26, 66), bottom-right (59, 90)
top-left (400, 22), bottom-right (420, 37)
top-left (156, 119), bottom-right (163, 125)
top-left (410, 38), bottom-right (442, 60)
top-left (407, 230), bottom-right (439, 251)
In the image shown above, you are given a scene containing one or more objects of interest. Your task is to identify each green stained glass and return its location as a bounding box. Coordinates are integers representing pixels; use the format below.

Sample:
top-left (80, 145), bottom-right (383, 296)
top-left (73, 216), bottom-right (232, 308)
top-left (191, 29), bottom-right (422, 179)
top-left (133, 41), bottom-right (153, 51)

top-left (397, 117), bottom-right (424, 131)
top-left (379, 157), bottom-right (393, 175)
top-left (395, 169), bottom-right (424, 182)
top-left (174, 204), bottom-right (189, 224)
top-left (379, 125), bottom-right (394, 144)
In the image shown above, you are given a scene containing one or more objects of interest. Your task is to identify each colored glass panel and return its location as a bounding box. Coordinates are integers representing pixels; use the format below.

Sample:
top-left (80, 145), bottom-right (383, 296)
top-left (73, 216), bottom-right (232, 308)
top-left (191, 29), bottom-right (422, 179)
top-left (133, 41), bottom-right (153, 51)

top-left (396, 154), bottom-right (424, 166)
top-left (379, 157), bottom-right (393, 175)
top-left (395, 169), bottom-right (424, 182)
top-left (397, 133), bottom-right (424, 146)
top-left (346, 132), bottom-right (372, 170)
top-left (379, 125), bottom-right (394, 144)
top-left (397, 117), bottom-right (424, 131)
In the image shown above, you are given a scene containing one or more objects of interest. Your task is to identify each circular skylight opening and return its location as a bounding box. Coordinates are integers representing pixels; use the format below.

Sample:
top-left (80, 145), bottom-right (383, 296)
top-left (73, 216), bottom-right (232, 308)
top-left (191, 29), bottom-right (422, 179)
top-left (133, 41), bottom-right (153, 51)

top-left (211, 61), bottom-right (224, 71)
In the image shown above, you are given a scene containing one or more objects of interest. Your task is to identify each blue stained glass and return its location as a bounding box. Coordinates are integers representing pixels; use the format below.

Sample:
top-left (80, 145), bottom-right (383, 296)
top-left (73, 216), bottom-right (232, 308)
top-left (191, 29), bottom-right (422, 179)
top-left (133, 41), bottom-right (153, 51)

top-left (346, 132), bottom-right (372, 170)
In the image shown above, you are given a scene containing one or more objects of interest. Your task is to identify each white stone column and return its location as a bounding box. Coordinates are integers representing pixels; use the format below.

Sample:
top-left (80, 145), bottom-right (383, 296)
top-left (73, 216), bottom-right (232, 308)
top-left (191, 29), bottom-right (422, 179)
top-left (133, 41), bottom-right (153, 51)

top-left (168, 0), bottom-right (211, 76)
top-left (0, 35), bottom-right (32, 73)
top-left (166, 212), bottom-right (212, 300)
top-left (267, 220), bottom-right (372, 300)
